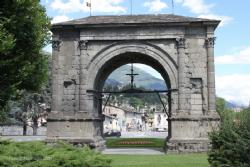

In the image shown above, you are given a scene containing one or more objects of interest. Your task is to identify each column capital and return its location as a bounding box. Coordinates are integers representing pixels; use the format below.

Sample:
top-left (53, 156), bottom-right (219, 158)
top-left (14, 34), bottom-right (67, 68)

top-left (79, 40), bottom-right (88, 50)
top-left (205, 37), bottom-right (216, 48)
top-left (52, 40), bottom-right (62, 51)
top-left (176, 37), bottom-right (186, 49)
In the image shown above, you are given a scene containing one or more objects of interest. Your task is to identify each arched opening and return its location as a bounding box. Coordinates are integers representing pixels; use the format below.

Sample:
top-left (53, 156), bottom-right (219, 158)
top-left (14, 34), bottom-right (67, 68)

top-left (94, 52), bottom-right (172, 91)
top-left (91, 52), bottom-right (174, 148)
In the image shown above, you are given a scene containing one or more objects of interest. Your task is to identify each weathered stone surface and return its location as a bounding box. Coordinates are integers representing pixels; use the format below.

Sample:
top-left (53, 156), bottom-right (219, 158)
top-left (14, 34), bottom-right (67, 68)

top-left (48, 14), bottom-right (220, 153)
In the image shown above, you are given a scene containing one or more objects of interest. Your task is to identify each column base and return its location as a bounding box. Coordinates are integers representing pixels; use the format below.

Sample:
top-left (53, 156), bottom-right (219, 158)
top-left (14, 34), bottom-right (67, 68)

top-left (46, 112), bottom-right (105, 150)
top-left (166, 138), bottom-right (210, 153)
top-left (46, 137), bottom-right (106, 151)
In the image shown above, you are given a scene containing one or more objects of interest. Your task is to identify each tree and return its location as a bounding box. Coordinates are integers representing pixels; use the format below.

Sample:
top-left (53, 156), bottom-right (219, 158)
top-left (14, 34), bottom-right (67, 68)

top-left (0, 24), bottom-right (15, 53)
top-left (2, 52), bottom-right (51, 135)
top-left (0, 103), bottom-right (10, 122)
top-left (27, 92), bottom-right (49, 135)
top-left (0, 0), bottom-right (51, 115)
top-left (216, 97), bottom-right (226, 115)
top-left (13, 88), bottom-right (51, 135)
top-left (0, 24), bottom-right (15, 121)
top-left (103, 83), bottom-right (167, 110)
top-left (208, 98), bottom-right (250, 167)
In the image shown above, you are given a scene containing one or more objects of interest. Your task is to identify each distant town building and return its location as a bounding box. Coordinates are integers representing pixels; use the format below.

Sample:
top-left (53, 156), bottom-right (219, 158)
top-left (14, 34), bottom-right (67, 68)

top-left (153, 111), bottom-right (168, 131)
top-left (103, 113), bottom-right (120, 132)
top-left (103, 105), bottom-right (143, 132)
top-left (103, 105), bottom-right (168, 132)
top-left (233, 107), bottom-right (243, 113)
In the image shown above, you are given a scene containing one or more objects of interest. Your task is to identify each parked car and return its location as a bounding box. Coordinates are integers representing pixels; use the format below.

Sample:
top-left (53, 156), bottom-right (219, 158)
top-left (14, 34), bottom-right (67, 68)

top-left (155, 127), bottom-right (167, 132)
top-left (104, 130), bottom-right (121, 137)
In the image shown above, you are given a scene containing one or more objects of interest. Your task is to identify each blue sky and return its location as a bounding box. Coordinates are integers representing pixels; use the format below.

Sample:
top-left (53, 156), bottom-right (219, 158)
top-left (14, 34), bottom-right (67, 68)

top-left (41, 0), bottom-right (250, 106)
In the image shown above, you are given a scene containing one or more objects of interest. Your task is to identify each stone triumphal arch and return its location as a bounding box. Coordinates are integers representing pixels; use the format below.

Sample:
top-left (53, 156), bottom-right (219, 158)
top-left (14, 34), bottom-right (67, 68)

top-left (48, 15), bottom-right (220, 153)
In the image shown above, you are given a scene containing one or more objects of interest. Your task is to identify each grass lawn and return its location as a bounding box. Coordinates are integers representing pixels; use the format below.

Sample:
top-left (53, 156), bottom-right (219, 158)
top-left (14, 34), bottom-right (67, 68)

top-left (107, 154), bottom-right (209, 167)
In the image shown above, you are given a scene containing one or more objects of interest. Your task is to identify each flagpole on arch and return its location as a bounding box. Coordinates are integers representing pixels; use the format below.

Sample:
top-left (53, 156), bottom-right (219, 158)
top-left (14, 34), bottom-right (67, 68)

top-left (172, 0), bottom-right (174, 14)
top-left (86, 0), bottom-right (92, 16)
top-left (130, 0), bottom-right (132, 15)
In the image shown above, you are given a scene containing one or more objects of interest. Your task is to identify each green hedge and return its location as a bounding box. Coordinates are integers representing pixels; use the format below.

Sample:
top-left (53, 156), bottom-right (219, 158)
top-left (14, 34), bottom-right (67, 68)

top-left (208, 108), bottom-right (250, 167)
top-left (0, 140), bottom-right (111, 167)
top-left (106, 138), bottom-right (165, 148)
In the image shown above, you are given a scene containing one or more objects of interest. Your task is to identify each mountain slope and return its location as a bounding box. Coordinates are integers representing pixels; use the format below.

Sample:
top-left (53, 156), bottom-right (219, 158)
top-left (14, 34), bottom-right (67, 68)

top-left (103, 65), bottom-right (245, 108)
top-left (104, 65), bottom-right (167, 90)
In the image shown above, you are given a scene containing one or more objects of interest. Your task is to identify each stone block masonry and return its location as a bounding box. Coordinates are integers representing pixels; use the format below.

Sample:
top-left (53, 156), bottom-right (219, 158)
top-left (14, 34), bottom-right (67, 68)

top-left (48, 14), bottom-right (220, 153)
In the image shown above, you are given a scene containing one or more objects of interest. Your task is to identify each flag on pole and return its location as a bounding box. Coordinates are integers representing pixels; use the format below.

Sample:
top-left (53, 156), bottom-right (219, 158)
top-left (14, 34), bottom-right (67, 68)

top-left (86, 1), bottom-right (91, 16)
top-left (86, 2), bottom-right (91, 7)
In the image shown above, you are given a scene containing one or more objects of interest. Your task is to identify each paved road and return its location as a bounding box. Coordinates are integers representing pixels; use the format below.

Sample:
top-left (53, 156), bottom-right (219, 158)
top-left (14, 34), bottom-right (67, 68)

top-left (121, 131), bottom-right (168, 138)
top-left (0, 131), bottom-right (168, 142)
top-left (102, 148), bottom-right (165, 155)
top-left (0, 135), bottom-right (46, 142)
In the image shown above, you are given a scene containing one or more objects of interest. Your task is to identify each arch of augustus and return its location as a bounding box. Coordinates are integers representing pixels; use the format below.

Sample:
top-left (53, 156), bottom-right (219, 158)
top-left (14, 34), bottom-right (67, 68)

top-left (47, 14), bottom-right (220, 153)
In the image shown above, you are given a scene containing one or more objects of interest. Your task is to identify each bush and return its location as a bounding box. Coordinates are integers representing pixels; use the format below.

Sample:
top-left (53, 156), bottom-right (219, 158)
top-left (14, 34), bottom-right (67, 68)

top-left (0, 140), bottom-right (111, 167)
top-left (208, 107), bottom-right (250, 167)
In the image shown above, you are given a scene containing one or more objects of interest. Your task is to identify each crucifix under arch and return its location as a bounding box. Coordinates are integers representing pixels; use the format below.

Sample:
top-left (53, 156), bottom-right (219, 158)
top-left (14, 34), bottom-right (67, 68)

top-left (126, 63), bottom-right (139, 89)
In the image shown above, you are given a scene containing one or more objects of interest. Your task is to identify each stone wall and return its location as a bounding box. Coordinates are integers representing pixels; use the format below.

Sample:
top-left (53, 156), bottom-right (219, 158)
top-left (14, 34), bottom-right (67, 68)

top-left (0, 126), bottom-right (46, 136)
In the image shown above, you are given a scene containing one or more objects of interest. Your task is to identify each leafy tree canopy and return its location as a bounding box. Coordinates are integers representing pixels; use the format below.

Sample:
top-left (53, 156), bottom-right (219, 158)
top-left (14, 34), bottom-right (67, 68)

top-left (0, 0), bottom-right (51, 114)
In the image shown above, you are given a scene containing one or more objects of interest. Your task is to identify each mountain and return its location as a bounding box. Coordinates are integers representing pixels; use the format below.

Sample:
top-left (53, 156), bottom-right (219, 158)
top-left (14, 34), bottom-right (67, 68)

top-left (226, 101), bottom-right (239, 109)
top-left (104, 65), bottom-right (167, 90)
top-left (104, 65), bottom-right (247, 108)
top-left (105, 78), bottom-right (122, 87)
top-left (226, 100), bottom-right (247, 109)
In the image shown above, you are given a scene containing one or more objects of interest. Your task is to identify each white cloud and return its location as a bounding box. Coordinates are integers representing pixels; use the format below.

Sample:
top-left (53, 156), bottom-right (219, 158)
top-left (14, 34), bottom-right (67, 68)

top-left (51, 15), bottom-right (71, 23)
top-left (133, 64), bottom-right (163, 79)
top-left (50, 0), bottom-right (126, 14)
top-left (216, 74), bottom-right (250, 106)
top-left (215, 47), bottom-right (250, 64)
top-left (175, 0), bottom-right (213, 14)
top-left (50, 0), bottom-right (83, 13)
top-left (176, 0), bottom-right (233, 27)
top-left (143, 0), bottom-right (168, 12)
top-left (198, 14), bottom-right (233, 27)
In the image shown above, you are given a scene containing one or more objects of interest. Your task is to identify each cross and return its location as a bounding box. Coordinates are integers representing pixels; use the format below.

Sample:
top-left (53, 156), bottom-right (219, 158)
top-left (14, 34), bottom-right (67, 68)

top-left (126, 63), bottom-right (139, 89)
